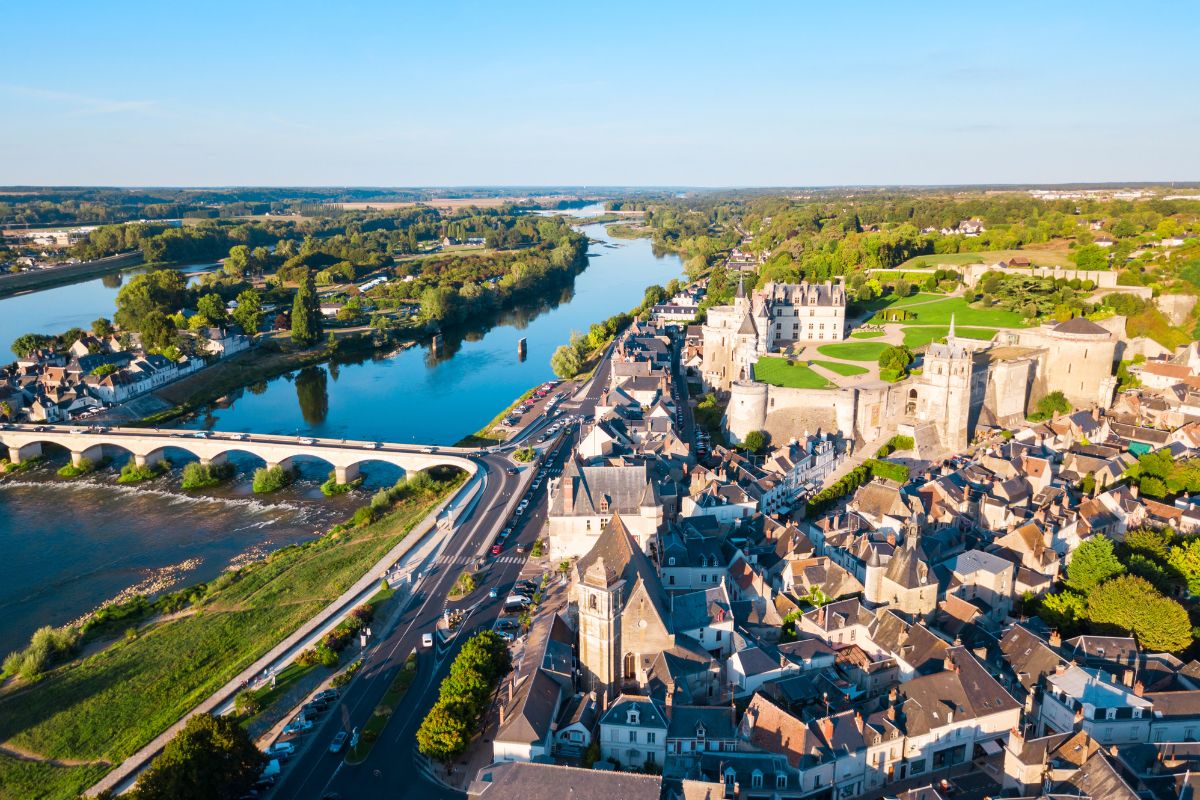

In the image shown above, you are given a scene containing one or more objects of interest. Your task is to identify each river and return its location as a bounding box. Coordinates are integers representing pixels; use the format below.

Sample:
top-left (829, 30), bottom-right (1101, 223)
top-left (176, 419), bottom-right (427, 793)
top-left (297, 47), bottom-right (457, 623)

top-left (0, 208), bottom-right (681, 654)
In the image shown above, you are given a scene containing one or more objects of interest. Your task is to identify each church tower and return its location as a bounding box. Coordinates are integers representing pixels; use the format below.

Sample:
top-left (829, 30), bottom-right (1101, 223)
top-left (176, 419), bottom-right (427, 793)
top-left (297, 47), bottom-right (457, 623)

top-left (576, 554), bottom-right (624, 699)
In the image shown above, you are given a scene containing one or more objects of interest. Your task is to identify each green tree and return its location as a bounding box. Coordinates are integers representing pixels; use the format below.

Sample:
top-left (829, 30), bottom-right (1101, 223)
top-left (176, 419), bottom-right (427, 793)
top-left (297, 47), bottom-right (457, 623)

top-left (131, 713), bottom-right (264, 800)
top-left (224, 244), bottom-right (251, 277)
top-left (877, 344), bottom-right (914, 373)
top-left (140, 309), bottom-right (177, 352)
top-left (416, 700), bottom-right (471, 762)
top-left (1073, 244), bottom-right (1108, 271)
top-left (232, 289), bottom-right (263, 334)
top-left (419, 285), bottom-right (458, 322)
top-left (550, 343), bottom-right (582, 379)
top-left (741, 430), bottom-right (767, 453)
top-left (1086, 575), bottom-right (1192, 653)
top-left (1067, 536), bottom-right (1125, 593)
top-left (291, 269), bottom-right (323, 345)
top-left (1037, 590), bottom-right (1088, 635)
top-left (1168, 538), bottom-right (1200, 595)
top-left (114, 269), bottom-right (187, 334)
top-left (92, 317), bottom-right (114, 337)
top-left (1036, 391), bottom-right (1072, 417)
top-left (195, 293), bottom-right (227, 326)
top-left (11, 332), bottom-right (52, 358)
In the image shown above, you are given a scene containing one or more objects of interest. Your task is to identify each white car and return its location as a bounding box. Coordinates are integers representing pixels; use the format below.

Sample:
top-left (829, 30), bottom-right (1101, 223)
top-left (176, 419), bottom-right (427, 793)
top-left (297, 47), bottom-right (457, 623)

top-left (283, 716), bottom-right (313, 735)
top-left (266, 742), bottom-right (295, 759)
top-left (422, 632), bottom-right (434, 648)
top-left (421, 447), bottom-right (435, 454)
top-left (231, 432), bottom-right (249, 441)
top-left (298, 437), bottom-right (317, 445)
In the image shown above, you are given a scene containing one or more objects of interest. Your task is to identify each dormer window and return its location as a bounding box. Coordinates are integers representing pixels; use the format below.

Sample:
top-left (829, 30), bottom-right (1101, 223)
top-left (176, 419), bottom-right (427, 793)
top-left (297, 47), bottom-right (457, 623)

top-left (724, 768), bottom-right (736, 787)
top-left (668, 557), bottom-right (676, 566)
top-left (627, 706), bottom-right (641, 725)
top-left (777, 774), bottom-right (788, 789)
top-left (696, 723), bottom-right (706, 739)
top-left (599, 498), bottom-right (610, 513)
top-left (751, 770), bottom-right (764, 789)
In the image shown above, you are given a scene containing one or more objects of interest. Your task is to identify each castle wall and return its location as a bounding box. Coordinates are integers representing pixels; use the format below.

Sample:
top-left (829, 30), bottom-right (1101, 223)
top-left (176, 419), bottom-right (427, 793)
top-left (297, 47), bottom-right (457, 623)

top-left (960, 264), bottom-right (1119, 288)
top-left (985, 357), bottom-right (1039, 424)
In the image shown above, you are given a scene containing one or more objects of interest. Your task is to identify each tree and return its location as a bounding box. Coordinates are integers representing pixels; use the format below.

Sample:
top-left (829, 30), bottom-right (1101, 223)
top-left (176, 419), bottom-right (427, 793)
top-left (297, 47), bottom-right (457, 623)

top-left (140, 309), bottom-right (177, 352)
top-left (1037, 590), bottom-right (1087, 635)
top-left (195, 293), bottom-right (227, 326)
top-left (1168, 538), bottom-right (1200, 595)
top-left (741, 430), bottom-right (767, 454)
top-left (114, 269), bottom-right (187, 334)
top-left (416, 700), bottom-right (471, 762)
top-left (10, 333), bottom-right (51, 358)
top-left (1073, 244), bottom-right (1108, 271)
top-left (1086, 575), bottom-right (1192, 653)
top-left (131, 713), bottom-right (264, 800)
top-left (551, 344), bottom-right (581, 379)
top-left (232, 289), bottom-right (263, 334)
top-left (92, 317), bottom-right (114, 337)
top-left (1067, 536), bottom-right (1125, 593)
top-left (224, 244), bottom-right (251, 277)
top-left (291, 269), bottom-right (323, 345)
top-left (1036, 391), bottom-right (1071, 418)
top-left (877, 344), bottom-right (914, 374)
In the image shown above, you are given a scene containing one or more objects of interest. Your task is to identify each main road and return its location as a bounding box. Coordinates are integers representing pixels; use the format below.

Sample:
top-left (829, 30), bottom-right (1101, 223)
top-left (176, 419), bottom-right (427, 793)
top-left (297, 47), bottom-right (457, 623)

top-left (271, 349), bottom-right (618, 800)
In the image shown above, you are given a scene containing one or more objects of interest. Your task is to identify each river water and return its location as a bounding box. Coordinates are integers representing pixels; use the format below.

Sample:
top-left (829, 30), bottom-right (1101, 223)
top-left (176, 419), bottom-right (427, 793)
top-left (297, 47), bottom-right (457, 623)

top-left (0, 208), bottom-right (680, 654)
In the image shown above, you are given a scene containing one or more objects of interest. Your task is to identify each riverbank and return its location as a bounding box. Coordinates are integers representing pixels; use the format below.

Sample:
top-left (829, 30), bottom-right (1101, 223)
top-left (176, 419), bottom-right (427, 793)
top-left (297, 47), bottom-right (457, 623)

top-left (0, 252), bottom-right (144, 299)
top-left (0, 469), bottom-right (465, 800)
top-left (453, 384), bottom-right (539, 447)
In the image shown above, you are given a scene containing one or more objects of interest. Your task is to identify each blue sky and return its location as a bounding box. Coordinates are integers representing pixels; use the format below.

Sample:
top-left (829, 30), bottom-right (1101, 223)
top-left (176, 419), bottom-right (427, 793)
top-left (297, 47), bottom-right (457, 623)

top-left (2, 0), bottom-right (1197, 186)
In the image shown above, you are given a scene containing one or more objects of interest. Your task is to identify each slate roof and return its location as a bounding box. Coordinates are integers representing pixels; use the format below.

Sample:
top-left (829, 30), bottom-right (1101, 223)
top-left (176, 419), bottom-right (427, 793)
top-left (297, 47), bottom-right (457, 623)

top-left (897, 647), bottom-right (1020, 736)
top-left (1053, 317), bottom-right (1111, 336)
top-left (468, 762), bottom-right (661, 800)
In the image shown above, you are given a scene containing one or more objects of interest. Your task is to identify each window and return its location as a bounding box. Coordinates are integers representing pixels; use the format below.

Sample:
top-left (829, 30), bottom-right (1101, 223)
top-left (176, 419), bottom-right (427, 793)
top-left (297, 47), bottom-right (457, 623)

top-left (701, 574), bottom-right (708, 583)
top-left (629, 730), bottom-right (638, 743)
top-left (624, 653), bottom-right (637, 681)
top-left (647, 732), bottom-right (656, 743)
top-left (588, 595), bottom-right (598, 611)
top-left (751, 770), bottom-right (764, 789)
top-left (715, 630), bottom-right (722, 641)
top-left (777, 774), bottom-right (788, 789)
top-left (668, 557), bottom-right (676, 566)
top-left (668, 575), bottom-right (675, 585)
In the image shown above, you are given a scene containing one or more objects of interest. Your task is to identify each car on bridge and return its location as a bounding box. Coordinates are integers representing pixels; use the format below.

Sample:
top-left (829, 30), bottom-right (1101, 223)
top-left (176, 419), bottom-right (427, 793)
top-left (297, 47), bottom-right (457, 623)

top-left (329, 731), bottom-right (348, 754)
top-left (298, 437), bottom-right (316, 445)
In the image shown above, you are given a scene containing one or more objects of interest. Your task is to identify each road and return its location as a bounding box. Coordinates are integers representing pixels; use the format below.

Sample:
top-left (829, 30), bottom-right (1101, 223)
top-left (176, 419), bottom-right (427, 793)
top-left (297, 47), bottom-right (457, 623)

top-left (272, 363), bottom-right (616, 800)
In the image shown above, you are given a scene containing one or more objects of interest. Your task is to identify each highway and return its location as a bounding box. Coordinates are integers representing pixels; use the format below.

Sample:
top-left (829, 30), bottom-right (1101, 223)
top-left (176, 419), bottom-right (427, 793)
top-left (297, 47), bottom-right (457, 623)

top-left (271, 356), bottom-right (616, 799)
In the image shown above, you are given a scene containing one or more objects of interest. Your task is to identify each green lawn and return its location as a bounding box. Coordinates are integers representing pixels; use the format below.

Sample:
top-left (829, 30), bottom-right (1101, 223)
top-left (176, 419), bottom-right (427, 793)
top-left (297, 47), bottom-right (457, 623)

top-left (889, 292), bottom-right (947, 307)
top-left (898, 247), bottom-right (1073, 269)
top-left (901, 326), bottom-right (998, 348)
top-left (896, 296), bottom-right (1030, 328)
top-left (816, 342), bottom-right (891, 362)
top-left (850, 330), bottom-right (886, 339)
top-left (0, 475), bottom-right (463, 800)
top-left (754, 357), bottom-right (835, 389)
top-left (812, 359), bottom-right (869, 377)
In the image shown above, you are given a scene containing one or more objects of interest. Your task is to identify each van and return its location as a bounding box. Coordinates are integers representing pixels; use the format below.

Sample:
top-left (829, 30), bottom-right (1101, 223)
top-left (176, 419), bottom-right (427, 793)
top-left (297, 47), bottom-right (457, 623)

top-left (422, 632), bottom-right (434, 648)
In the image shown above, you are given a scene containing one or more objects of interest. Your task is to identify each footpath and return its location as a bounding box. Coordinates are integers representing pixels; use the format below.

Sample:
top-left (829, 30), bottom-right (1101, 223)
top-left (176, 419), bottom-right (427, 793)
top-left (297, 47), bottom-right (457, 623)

top-left (86, 464), bottom-right (482, 797)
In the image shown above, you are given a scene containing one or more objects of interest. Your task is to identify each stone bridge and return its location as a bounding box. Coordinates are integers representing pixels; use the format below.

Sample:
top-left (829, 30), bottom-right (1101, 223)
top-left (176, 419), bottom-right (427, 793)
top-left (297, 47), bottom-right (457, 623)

top-left (0, 424), bottom-right (478, 484)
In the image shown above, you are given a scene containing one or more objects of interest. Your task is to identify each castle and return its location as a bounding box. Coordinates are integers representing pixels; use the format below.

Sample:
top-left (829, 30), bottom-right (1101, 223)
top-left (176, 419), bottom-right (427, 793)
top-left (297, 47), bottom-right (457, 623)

top-left (705, 281), bottom-right (1120, 453)
top-left (702, 276), bottom-right (847, 389)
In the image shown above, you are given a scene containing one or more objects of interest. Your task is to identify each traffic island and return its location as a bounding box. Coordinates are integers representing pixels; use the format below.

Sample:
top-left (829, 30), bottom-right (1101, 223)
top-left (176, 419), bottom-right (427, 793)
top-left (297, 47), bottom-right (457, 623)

top-left (343, 651), bottom-right (419, 765)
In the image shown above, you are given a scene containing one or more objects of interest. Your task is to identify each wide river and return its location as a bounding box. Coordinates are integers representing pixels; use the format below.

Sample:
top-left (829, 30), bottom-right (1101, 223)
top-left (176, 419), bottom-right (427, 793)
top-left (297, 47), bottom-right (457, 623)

top-left (0, 209), bottom-right (681, 654)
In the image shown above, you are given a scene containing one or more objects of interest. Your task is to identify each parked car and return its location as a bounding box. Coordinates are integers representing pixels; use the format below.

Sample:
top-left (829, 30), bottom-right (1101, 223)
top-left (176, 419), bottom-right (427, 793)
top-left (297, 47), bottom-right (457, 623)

top-left (506, 594), bottom-right (531, 606)
top-left (516, 580), bottom-right (538, 593)
top-left (329, 731), bottom-right (348, 753)
top-left (312, 688), bottom-right (338, 705)
top-left (496, 630), bottom-right (516, 642)
top-left (422, 632), bottom-right (434, 648)
top-left (302, 702), bottom-right (324, 717)
top-left (283, 716), bottom-right (313, 735)
top-left (265, 742), bottom-right (295, 759)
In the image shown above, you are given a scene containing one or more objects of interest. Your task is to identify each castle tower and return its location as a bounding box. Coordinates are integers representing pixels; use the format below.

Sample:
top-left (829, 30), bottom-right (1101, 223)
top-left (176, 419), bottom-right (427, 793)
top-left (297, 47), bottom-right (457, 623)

top-left (920, 315), bottom-right (974, 450)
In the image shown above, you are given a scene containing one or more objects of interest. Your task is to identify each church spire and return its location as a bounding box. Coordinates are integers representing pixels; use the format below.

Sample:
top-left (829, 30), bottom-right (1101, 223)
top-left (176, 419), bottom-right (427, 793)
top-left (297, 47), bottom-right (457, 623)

top-left (736, 272), bottom-right (745, 300)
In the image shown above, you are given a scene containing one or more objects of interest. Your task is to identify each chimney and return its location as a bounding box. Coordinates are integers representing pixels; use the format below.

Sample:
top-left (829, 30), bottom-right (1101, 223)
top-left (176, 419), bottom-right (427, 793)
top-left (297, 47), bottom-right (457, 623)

top-left (499, 702), bottom-right (506, 728)
top-left (1010, 726), bottom-right (1024, 750)
top-left (563, 476), bottom-right (575, 508)
top-left (818, 604), bottom-right (827, 629)
top-left (1122, 669), bottom-right (1134, 687)
top-left (1134, 680), bottom-right (1144, 697)
top-left (509, 680), bottom-right (515, 702)
top-left (944, 654), bottom-right (958, 673)
top-left (1049, 630), bottom-right (1062, 647)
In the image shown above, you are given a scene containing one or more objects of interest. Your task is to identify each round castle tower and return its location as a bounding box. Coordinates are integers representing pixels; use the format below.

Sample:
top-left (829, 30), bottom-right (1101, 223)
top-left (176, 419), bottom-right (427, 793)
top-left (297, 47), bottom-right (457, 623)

top-left (726, 380), bottom-right (769, 443)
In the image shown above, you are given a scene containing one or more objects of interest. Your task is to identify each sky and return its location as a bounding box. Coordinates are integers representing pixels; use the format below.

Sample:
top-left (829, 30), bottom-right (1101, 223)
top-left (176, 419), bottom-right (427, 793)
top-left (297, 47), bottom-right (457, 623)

top-left (2, 0), bottom-right (1198, 187)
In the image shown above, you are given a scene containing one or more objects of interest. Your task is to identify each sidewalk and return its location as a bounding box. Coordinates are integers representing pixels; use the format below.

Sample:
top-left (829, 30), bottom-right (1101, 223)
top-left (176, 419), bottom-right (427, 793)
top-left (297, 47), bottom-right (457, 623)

top-left (87, 465), bottom-right (481, 797)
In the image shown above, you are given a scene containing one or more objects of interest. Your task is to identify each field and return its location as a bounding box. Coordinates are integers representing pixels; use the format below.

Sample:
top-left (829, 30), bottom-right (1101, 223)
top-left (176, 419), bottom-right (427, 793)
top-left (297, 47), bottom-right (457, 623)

top-left (816, 341), bottom-right (891, 362)
top-left (0, 476), bottom-right (462, 800)
top-left (811, 359), bottom-right (869, 377)
top-left (898, 246), bottom-right (1073, 269)
top-left (901, 326), bottom-right (998, 348)
top-left (753, 357), bottom-right (835, 389)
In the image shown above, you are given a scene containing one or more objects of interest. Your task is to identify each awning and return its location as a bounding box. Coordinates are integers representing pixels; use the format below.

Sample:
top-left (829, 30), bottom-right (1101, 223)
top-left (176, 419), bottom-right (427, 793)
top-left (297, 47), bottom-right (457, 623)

top-left (979, 738), bottom-right (1002, 756)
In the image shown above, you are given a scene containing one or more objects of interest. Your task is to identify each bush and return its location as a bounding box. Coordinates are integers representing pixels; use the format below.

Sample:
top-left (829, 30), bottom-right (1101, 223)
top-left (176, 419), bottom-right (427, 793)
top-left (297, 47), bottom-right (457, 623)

top-left (740, 430), bottom-right (767, 454)
top-left (876, 435), bottom-right (914, 458)
top-left (513, 447), bottom-right (536, 463)
top-left (57, 458), bottom-right (94, 478)
top-left (251, 465), bottom-right (292, 493)
top-left (118, 460), bottom-right (169, 484)
top-left (865, 458), bottom-right (910, 483)
top-left (181, 461), bottom-right (234, 489)
top-left (2, 625), bottom-right (79, 680)
top-left (331, 658), bottom-right (363, 688)
top-left (321, 471), bottom-right (363, 496)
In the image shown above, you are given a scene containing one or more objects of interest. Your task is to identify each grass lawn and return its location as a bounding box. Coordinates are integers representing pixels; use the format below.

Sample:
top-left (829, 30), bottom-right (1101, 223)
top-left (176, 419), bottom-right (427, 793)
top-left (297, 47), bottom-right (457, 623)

top-left (753, 357), bottom-right (835, 389)
top-left (0, 475), bottom-right (463, 800)
top-left (889, 292), bottom-right (947, 307)
top-left (816, 342), bottom-right (891, 362)
top-left (812, 360), bottom-right (869, 377)
top-left (896, 296), bottom-right (1030, 328)
top-left (850, 330), bottom-right (885, 339)
top-left (898, 247), bottom-right (1073, 269)
top-left (901, 326), bottom-right (998, 348)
